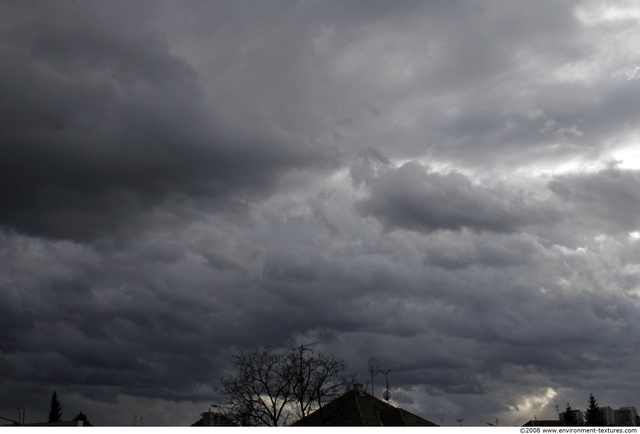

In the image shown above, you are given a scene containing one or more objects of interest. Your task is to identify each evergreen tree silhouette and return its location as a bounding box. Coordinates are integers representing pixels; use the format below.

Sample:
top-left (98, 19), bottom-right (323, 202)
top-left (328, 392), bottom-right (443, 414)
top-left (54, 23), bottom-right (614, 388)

top-left (563, 403), bottom-right (579, 426)
top-left (585, 394), bottom-right (606, 426)
top-left (48, 390), bottom-right (63, 422)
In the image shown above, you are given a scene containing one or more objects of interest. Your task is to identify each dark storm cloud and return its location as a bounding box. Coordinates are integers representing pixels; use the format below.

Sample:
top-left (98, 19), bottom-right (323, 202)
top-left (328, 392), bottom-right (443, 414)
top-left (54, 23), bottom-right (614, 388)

top-left (0, 1), bottom-right (337, 241)
top-left (0, 233), bottom-right (216, 395)
top-left (355, 161), bottom-right (552, 233)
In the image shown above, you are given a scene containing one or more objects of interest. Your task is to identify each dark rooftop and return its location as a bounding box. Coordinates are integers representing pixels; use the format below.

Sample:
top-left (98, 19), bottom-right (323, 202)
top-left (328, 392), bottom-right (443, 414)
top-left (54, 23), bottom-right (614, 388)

top-left (292, 385), bottom-right (438, 427)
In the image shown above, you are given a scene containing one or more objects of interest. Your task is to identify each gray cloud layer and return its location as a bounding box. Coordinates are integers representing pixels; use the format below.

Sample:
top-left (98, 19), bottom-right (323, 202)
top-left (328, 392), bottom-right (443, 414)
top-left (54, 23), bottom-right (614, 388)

top-left (355, 160), bottom-right (554, 233)
top-left (2, 0), bottom-right (640, 427)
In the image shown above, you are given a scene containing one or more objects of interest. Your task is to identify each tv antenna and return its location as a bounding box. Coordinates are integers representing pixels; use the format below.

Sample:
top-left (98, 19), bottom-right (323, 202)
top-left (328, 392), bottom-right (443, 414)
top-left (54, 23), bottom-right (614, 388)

top-left (367, 357), bottom-right (380, 396)
top-left (367, 357), bottom-right (398, 401)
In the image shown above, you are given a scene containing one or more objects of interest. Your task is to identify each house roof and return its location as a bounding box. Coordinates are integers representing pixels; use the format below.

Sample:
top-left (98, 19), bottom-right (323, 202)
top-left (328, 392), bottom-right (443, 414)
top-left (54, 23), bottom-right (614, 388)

top-left (522, 420), bottom-right (566, 426)
top-left (292, 388), bottom-right (438, 426)
top-left (17, 421), bottom-right (88, 426)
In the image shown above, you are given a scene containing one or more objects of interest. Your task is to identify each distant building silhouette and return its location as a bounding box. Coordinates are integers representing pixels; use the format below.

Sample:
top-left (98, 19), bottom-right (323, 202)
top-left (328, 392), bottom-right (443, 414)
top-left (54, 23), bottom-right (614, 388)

top-left (552, 405), bottom-right (638, 427)
top-left (614, 407), bottom-right (638, 426)
top-left (586, 405), bottom-right (637, 426)
top-left (600, 406), bottom-right (615, 425)
top-left (191, 410), bottom-right (237, 427)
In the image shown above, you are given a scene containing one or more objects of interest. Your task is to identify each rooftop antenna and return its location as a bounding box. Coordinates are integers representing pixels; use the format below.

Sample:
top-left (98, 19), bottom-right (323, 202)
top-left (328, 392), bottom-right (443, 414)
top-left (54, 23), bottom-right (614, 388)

top-left (367, 357), bottom-right (380, 396)
top-left (486, 418), bottom-right (498, 427)
top-left (367, 357), bottom-right (400, 401)
top-left (380, 369), bottom-right (395, 402)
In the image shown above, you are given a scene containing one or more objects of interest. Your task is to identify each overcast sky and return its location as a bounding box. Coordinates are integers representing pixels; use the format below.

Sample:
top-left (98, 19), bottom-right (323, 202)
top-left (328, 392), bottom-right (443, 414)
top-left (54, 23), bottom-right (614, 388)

top-left (2, 0), bottom-right (640, 426)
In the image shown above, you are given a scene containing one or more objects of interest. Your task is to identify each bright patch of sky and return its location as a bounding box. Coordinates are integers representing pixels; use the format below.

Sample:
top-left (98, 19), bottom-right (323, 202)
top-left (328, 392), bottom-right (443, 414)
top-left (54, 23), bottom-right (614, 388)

top-left (575, 2), bottom-right (640, 26)
top-left (611, 142), bottom-right (640, 170)
top-left (508, 388), bottom-right (558, 422)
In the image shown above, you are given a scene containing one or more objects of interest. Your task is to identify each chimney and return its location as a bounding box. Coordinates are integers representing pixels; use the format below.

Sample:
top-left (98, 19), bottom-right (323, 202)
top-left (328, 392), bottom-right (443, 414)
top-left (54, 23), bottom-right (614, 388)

top-left (353, 383), bottom-right (364, 395)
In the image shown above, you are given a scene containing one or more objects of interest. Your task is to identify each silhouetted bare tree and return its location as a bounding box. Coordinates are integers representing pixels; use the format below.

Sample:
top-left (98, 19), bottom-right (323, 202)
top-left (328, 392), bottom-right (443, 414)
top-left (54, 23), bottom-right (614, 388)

top-left (285, 344), bottom-right (355, 421)
top-left (219, 345), bottom-right (354, 426)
